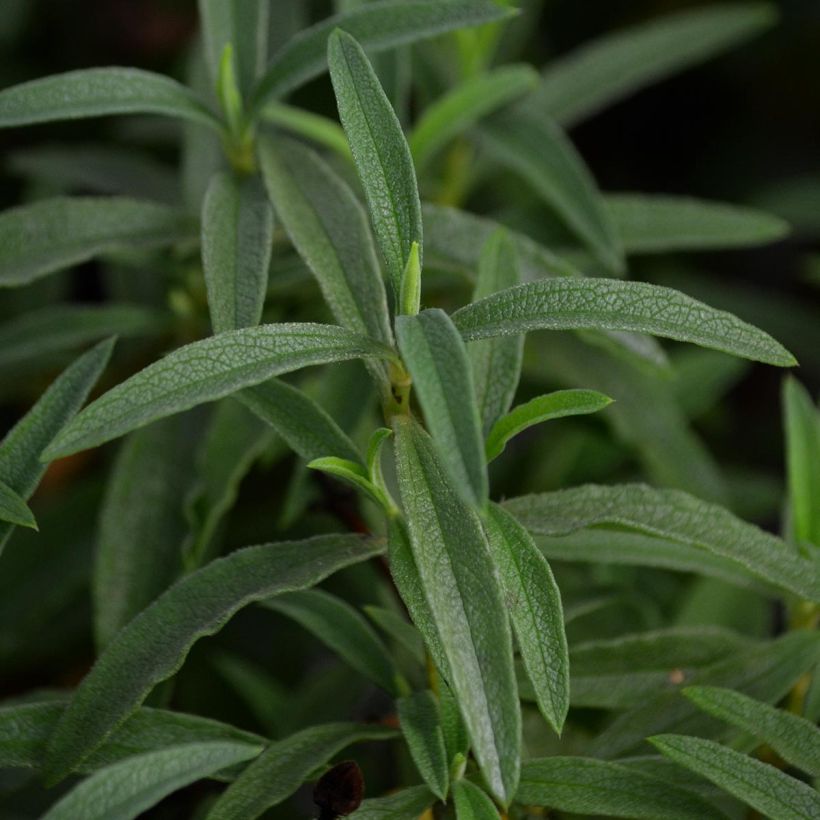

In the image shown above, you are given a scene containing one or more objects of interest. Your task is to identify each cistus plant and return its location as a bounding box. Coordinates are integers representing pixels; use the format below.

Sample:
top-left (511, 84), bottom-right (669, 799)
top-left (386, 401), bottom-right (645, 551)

top-left (0, 2), bottom-right (818, 819)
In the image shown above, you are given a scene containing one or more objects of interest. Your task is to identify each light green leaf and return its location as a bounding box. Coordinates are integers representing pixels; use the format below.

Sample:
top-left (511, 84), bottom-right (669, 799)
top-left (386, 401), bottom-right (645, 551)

top-left (348, 784), bottom-right (436, 819)
top-left (684, 686), bottom-right (820, 775)
top-left (259, 102), bottom-right (350, 158)
top-left (251, 0), bottom-right (514, 107)
top-left (608, 193), bottom-right (789, 253)
top-left (396, 309), bottom-right (487, 506)
top-left (205, 723), bottom-right (396, 820)
top-left (483, 504), bottom-right (568, 734)
top-left (477, 109), bottom-right (623, 273)
top-left (453, 278), bottom-right (797, 366)
top-left (517, 756), bottom-right (724, 819)
top-left (651, 734), bottom-right (820, 820)
top-left (43, 533), bottom-right (383, 782)
top-left (410, 65), bottom-right (537, 170)
top-left (397, 690), bottom-right (448, 800)
top-left (43, 323), bottom-right (396, 460)
top-left (393, 418), bottom-right (519, 805)
top-left (258, 136), bottom-right (392, 347)
top-left (202, 172), bottom-right (273, 334)
top-left (0, 196), bottom-right (196, 287)
top-left (328, 28), bottom-right (422, 303)
top-left (308, 456), bottom-right (390, 510)
top-left (532, 3), bottom-right (777, 127)
top-left (263, 589), bottom-right (400, 694)
top-left (0, 339), bottom-right (113, 554)
top-left (504, 483), bottom-right (819, 601)
top-left (452, 779), bottom-right (500, 819)
top-left (0, 479), bottom-right (36, 529)
top-left (364, 605), bottom-right (425, 666)
top-left (42, 742), bottom-right (262, 820)
top-left (0, 67), bottom-right (221, 130)
top-left (485, 389), bottom-right (612, 461)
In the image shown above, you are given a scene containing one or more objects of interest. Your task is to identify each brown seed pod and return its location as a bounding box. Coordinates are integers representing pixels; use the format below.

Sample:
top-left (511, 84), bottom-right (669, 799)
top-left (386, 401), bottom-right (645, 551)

top-left (313, 760), bottom-right (365, 819)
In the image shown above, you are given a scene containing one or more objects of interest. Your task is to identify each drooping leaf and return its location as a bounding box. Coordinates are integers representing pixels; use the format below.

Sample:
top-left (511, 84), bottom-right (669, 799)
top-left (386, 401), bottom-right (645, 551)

top-left (0, 479), bottom-right (36, 530)
top-left (651, 734), bottom-right (820, 820)
top-left (0, 196), bottom-right (196, 286)
top-left (453, 278), bottom-right (796, 366)
top-left (397, 690), bottom-right (448, 800)
top-left (205, 723), bottom-right (396, 820)
top-left (396, 309), bottom-right (487, 506)
top-left (202, 172), bottom-right (273, 334)
top-left (0, 67), bottom-right (222, 130)
top-left (452, 779), bottom-right (500, 819)
top-left (42, 742), bottom-right (263, 820)
top-left (44, 534), bottom-right (383, 782)
top-left (0, 339), bottom-right (113, 554)
top-left (393, 418), bottom-right (519, 805)
top-left (43, 323), bottom-right (395, 460)
top-left (328, 28), bottom-right (422, 302)
top-left (485, 389), bottom-right (612, 461)
top-left (482, 504), bottom-right (569, 735)
top-left (348, 784), bottom-right (436, 819)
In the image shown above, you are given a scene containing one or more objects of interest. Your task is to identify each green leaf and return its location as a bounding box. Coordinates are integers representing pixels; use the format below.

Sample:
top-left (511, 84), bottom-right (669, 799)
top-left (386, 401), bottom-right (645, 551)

top-left (651, 734), bottom-right (820, 820)
top-left (783, 376), bottom-right (820, 549)
top-left (607, 193), bottom-right (789, 253)
top-left (483, 504), bottom-right (568, 734)
top-left (251, 0), bottom-right (514, 108)
top-left (400, 241), bottom-right (422, 317)
top-left (0, 479), bottom-right (36, 529)
top-left (364, 605), bottom-right (425, 666)
top-left (348, 784), bottom-right (436, 819)
top-left (258, 136), bottom-right (392, 347)
top-left (396, 309), bottom-right (487, 506)
top-left (683, 686), bottom-right (820, 775)
top-left (43, 533), bottom-right (383, 782)
top-left (531, 3), bottom-right (777, 127)
top-left (409, 65), bottom-right (537, 171)
top-left (504, 483), bottom-right (819, 602)
top-left (0, 196), bottom-right (196, 287)
top-left (43, 323), bottom-right (396, 460)
top-left (205, 723), bottom-right (396, 820)
top-left (0, 68), bottom-right (221, 131)
top-left (517, 756), bottom-right (724, 819)
top-left (485, 389), bottom-right (612, 461)
top-left (263, 589), bottom-right (400, 694)
top-left (202, 172), bottom-right (273, 334)
top-left (469, 230), bottom-right (524, 437)
top-left (452, 779), bottom-right (500, 819)
top-left (453, 278), bottom-right (797, 366)
top-left (397, 690), bottom-right (448, 800)
top-left (477, 109), bottom-right (624, 273)
top-left (42, 742), bottom-right (262, 820)
top-left (0, 339), bottom-right (113, 554)
top-left (393, 418), bottom-right (519, 805)
top-left (328, 28), bottom-right (422, 303)
top-left (259, 102), bottom-right (351, 159)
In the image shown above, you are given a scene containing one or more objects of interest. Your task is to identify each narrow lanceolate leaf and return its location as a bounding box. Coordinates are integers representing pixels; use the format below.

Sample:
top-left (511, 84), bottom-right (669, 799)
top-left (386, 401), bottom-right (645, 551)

top-left (485, 389), bottom-right (612, 461)
top-left (0, 68), bottom-right (221, 130)
top-left (44, 534), bottom-right (383, 782)
top-left (483, 505), bottom-right (568, 735)
top-left (531, 3), bottom-right (777, 127)
top-left (348, 785), bottom-right (436, 819)
top-left (683, 686), bottom-right (820, 775)
top-left (397, 691), bottom-right (448, 800)
top-left (452, 279), bottom-right (797, 367)
top-left (651, 734), bottom-right (820, 820)
top-left (504, 484), bottom-right (820, 602)
top-left (258, 136), bottom-right (392, 347)
top-left (0, 479), bottom-right (36, 529)
top-left (263, 589), bottom-right (400, 695)
top-left (396, 310), bottom-right (487, 506)
top-left (607, 194), bottom-right (789, 253)
top-left (364, 606), bottom-right (425, 666)
top-left (0, 197), bottom-right (196, 287)
top-left (783, 376), bottom-right (820, 548)
top-left (0, 339), bottom-right (113, 554)
top-left (260, 103), bottom-right (351, 159)
top-left (42, 742), bottom-right (262, 820)
top-left (469, 230), bottom-right (524, 437)
top-left (251, 0), bottom-right (514, 107)
top-left (202, 173), bottom-right (273, 334)
top-left (477, 109), bottom-right (623, 273)
top-left (43, 324), bottom-right (395, 460)
top-left (452, 779), bottom-right (501, 819)
top-left (205, 723), bottom-right (396, 820)
top-left (328, 29), bottom-right (422, 302)
top-left (517, 756), bottom-right (723, 819)
top-left (409, 65), bottom-right (537, 170)
top-left (393, 418), bottom-right (519, 805)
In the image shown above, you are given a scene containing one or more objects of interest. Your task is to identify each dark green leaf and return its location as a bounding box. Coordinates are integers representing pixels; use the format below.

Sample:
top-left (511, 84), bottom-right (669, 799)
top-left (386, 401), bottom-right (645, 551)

top-left (0, 479), bottom-right (36, 529)
top-left (348, 784), bottom-right (436, 819)
top-left (364, 605), bottom-right (425, 666)
top-left (452, 779), bottom-right (500, 819)
top-left (397, 690), bottom-right (448, 800)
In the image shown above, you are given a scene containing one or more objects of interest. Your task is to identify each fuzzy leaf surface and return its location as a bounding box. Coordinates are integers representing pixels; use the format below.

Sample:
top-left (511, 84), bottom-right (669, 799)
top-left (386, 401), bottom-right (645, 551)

top-left (452, 779), bottom-right (500, 819)
top-left (397, 690), bottom-right (449, 800)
